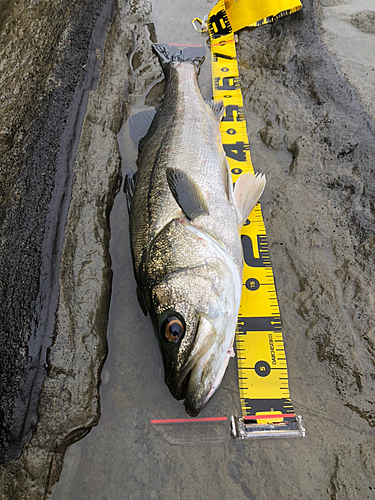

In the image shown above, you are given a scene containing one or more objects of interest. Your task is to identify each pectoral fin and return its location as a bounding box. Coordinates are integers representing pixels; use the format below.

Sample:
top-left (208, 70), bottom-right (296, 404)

top-left (233, 172), bottom-right (266, 226)
top-left (166, 168), bottom-right (209, 221)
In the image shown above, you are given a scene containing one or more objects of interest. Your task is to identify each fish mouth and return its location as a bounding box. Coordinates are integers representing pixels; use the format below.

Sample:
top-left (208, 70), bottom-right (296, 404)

top-left (176, 343), bottom-right (219, 417)
top-left (182, 348), bottom-right (213, 417)
top-left (175, 369), bottom-right (192, 401)
top-left (172, 315), bottom-right (217, 410)
top-left (166, 365), bottom-right (199, 416)
top-left (173, 359), bottom-right (203, 416)
top-left (181, 337), bottom-right (235, 417)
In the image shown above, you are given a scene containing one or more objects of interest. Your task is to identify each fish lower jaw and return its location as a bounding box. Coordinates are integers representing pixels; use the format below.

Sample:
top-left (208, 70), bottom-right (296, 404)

top-left (174, 316), bottom-right (238, 416)
top-left (202, 350), bottom-right (232, 407)
top-left (198, 336), bottom-right (236, 411)
top-left (184, 405), bottom-right (200, 418)
top-left (181, 352), bottom-right (220, 416)
top-left (177, 360), bottom-right (207, 416)
top-left (174, 369), bottom-right (192, 401)
top-left (173, 372), bottom-right (203, 417)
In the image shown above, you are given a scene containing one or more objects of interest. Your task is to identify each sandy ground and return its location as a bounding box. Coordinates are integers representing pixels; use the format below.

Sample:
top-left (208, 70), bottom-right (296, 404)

top-left (1, 0), bottom-right (374, 498)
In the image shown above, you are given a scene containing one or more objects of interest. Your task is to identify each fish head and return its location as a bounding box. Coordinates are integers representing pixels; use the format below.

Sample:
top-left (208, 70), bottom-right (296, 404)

top-left (149, 266), bottom-right (239, 416)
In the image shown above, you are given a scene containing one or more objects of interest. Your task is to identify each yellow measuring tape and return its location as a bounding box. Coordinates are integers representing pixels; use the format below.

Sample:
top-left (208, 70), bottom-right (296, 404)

top-left (201, 0), bottom-right (304, 436)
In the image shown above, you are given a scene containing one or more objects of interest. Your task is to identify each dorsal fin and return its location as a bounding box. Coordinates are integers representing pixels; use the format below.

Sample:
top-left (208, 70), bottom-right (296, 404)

top-left (166, 168), bottom-right (209, 221)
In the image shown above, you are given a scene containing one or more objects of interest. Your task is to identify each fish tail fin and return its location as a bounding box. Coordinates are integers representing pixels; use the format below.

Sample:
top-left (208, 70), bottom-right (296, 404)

top-left (152, 43), bottom-right (205, 72)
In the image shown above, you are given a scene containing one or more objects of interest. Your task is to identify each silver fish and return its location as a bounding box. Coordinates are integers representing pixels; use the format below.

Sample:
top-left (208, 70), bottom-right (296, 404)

top-left (125, 44), bottom-right (265, 416)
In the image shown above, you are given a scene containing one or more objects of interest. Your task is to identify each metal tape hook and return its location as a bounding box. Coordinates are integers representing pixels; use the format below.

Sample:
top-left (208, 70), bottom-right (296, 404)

top-left (192, 15), bottom-right (208, 33)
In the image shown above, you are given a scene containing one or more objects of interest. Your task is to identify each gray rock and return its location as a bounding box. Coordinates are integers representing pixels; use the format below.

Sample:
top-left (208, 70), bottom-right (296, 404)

top-left (0, 0), bottom-right (116, 465)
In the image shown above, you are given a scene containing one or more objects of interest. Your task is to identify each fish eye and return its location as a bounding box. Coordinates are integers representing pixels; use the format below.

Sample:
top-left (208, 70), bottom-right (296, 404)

top-left (163, 315), bottom-right (185, 343)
